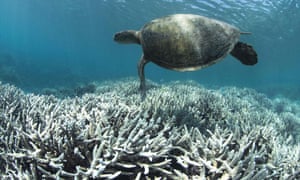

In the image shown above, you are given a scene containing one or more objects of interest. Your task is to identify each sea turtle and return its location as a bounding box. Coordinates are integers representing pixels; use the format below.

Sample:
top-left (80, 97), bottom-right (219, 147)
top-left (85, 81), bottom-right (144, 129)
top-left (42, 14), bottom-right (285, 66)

top-left (114, 14), bottom-right (257, 96)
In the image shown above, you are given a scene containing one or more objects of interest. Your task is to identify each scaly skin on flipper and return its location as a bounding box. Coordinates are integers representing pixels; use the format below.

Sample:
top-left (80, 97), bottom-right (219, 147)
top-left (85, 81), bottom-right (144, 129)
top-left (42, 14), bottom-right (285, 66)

top-left (138, 55), bottom-right (149, 98)
top-left (230, 42), bottom-right (257, 65)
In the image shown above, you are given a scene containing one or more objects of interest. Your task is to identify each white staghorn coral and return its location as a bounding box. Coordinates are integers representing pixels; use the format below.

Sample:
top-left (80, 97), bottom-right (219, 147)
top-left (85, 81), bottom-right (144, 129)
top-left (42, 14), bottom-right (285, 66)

top-left (0, 79), bottom-right (299, 179)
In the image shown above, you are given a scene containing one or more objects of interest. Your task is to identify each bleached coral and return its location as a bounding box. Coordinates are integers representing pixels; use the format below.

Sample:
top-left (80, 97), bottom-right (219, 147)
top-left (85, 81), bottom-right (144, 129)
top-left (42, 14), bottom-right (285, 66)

top-left (0, 79), bottom-right (299, 179)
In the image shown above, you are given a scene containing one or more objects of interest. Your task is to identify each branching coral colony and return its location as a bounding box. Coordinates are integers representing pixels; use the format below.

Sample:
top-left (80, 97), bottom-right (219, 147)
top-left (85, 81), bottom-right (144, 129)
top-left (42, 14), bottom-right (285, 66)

top-left (0, 79), bottom-right (299, 179)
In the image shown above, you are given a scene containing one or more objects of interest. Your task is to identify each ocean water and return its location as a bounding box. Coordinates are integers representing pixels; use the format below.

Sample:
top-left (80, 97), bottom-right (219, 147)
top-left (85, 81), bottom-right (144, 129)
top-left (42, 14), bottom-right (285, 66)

top-left (0, 1), bottom-right (300, 179)
top-left (0, 0), bottom-right (299, 97)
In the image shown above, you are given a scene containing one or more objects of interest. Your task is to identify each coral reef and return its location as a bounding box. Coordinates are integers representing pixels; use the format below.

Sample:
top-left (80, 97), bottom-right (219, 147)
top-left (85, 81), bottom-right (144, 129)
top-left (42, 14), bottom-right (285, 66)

top-left (0, 78), bottom-right (299, 179)
top-left (41, 82), bottom-right (97, 98)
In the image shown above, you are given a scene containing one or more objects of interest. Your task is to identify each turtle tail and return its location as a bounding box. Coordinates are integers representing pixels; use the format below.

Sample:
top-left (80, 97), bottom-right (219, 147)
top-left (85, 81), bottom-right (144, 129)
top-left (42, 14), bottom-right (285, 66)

top-left (230, 42), bottom-right (258, 65)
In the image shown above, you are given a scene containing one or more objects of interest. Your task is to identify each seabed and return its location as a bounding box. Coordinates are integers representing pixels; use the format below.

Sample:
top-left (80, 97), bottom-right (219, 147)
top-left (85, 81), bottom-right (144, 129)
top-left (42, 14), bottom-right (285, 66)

top-left (0, 78), bottom-right (299, 179)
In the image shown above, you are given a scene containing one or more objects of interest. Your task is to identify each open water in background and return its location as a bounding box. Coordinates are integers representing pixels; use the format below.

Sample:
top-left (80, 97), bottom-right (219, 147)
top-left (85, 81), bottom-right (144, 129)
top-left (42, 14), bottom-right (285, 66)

top-left (0, 0), bottom-right (299, 98)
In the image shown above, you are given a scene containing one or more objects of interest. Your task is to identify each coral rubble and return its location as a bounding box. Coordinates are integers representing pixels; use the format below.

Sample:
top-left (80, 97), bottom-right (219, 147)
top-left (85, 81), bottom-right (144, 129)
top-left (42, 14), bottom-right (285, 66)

top-left (0, 79), bottom-right (299, 179)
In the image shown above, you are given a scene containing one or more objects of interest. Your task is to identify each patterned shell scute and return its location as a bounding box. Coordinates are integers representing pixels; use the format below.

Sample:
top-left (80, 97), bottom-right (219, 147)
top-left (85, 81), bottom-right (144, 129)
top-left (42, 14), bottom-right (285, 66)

top-left (140, 14), bottom-right (240, 71)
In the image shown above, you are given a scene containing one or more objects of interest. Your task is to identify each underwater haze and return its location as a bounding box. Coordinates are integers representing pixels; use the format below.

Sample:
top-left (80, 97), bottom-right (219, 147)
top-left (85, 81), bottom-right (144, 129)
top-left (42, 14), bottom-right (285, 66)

top-left (0, 0), bottom-right (299, 96)
top-left (1, 1), bottom-right (300, 179)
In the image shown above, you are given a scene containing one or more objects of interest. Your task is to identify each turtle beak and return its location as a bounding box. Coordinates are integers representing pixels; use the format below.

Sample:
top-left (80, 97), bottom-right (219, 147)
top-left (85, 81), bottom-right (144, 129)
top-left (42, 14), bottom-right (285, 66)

top-left (113, 32), bottom-right (121, 42)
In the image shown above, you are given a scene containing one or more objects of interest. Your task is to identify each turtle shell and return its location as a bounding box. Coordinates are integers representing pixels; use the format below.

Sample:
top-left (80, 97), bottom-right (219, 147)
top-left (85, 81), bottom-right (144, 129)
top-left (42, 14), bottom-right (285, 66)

top-left (140, 14), bottom-right (240, 71)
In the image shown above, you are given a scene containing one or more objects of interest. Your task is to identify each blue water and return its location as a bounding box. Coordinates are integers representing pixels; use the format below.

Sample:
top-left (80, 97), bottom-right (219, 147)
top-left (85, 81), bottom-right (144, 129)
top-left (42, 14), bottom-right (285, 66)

top-left (0, 0), bottom-right (299, 97)
top-left (1, 1), bottom-right (300, 178)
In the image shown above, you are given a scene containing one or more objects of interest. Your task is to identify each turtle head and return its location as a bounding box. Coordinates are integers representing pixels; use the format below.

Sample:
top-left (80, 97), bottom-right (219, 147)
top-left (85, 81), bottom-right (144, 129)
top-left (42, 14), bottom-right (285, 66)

top-left (113, 30), bottom-right (140, 44)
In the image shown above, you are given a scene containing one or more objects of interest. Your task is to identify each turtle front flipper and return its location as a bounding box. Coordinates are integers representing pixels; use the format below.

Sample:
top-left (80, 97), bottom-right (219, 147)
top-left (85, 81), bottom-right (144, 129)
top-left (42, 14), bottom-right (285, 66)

top-left (230, 42), bottom-right (258, 65)
top-left (138, 55), bottom-right (149, 99)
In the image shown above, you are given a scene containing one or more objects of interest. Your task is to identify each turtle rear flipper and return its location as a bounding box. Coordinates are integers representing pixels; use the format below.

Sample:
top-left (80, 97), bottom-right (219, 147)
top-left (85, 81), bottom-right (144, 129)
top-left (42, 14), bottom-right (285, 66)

top-left (230, 42), bottom-right (258, 65)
